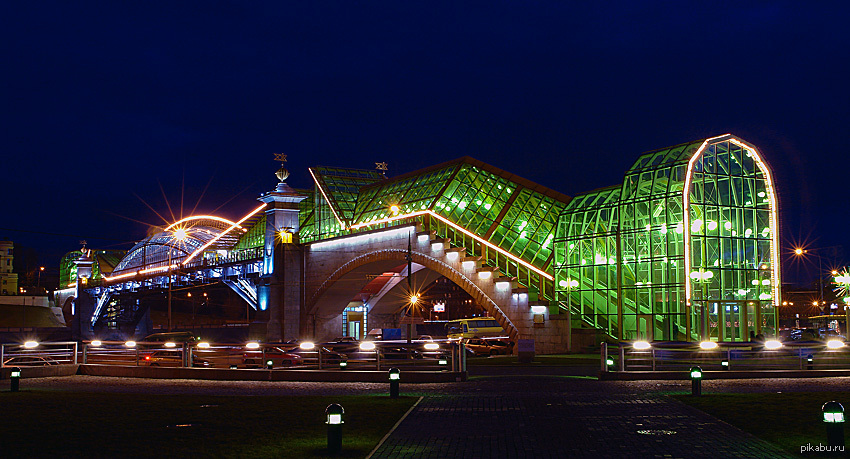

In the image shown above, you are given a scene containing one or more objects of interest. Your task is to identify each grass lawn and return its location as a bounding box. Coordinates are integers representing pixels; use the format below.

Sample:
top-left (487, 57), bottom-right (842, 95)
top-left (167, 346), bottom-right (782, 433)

top-left (0, 390), bottom-right (417, 458)
top-left (672, 392), bottom-right (850, 456)
top-left (466, 354), bottom-right (599, 366)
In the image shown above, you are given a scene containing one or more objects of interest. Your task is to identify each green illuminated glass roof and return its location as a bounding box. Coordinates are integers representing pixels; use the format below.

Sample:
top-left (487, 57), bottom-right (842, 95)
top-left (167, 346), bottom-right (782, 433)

top-left (351, 157), bottom-right (572, 273)
top-left (311, 167), bottom-right (385, 225)
top-left (626, 139), bottom-right (705, 173)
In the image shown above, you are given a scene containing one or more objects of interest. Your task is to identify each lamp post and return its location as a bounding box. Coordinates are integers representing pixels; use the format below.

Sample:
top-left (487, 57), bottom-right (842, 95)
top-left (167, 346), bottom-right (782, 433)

top-left (822, 401), bottom-right (845, 448)
top-left (690, 366), bottom-right (703, 396)
top-left (388, 367), bottom-right (400, 398)
top-left (37, 266), bottom-right (44, 293)
top-left (794, 246), bottom-right (840, 313)
top-left (167, 228), bottom-right (188, 332)
top-left (325, 403), bottom-right (344, 454)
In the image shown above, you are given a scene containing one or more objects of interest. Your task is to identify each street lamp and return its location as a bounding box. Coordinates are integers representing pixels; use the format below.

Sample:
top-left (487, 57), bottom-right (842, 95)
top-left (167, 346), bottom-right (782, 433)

top-left (794, 246), bottom-right (838, 312)
top-left (37, 266), bottom-right (44, 292)
top-left (167, 228), bottom-right (188, 332)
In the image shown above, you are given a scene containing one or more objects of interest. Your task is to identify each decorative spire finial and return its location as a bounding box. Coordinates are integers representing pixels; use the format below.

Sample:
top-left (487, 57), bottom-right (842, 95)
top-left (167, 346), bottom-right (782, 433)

top-left (376, 162), bottom-right (388, 177)
top-left (274, 152), bottom-right (289, 182)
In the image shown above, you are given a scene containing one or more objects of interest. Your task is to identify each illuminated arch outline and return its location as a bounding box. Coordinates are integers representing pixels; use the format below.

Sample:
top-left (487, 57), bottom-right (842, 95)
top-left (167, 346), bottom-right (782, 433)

top-left (165, 215), bottom-right (245, 231)
top-left (682, 134), bottom-right (780, 310)
top-left (307, 248), bottom-right (520, 342)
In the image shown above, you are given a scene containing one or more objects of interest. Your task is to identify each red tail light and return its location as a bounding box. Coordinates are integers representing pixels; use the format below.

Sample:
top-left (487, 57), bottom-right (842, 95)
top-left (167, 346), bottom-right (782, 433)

top-left (145, 355), bottom-right (151, 360)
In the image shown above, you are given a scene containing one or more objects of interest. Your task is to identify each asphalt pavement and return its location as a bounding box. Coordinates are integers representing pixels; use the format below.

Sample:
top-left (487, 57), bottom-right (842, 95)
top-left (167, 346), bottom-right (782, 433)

top-left (17, 364), bottom-right (849, 458)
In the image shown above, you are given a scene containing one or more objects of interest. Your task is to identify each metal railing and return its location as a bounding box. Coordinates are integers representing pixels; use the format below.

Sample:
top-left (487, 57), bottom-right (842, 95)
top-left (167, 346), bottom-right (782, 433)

top-left (1, 341), bottom-right (78, 367)
top-left (601, 340), bottom-right (850, 372)
top-left (75, 340), bottom-right (465, 372)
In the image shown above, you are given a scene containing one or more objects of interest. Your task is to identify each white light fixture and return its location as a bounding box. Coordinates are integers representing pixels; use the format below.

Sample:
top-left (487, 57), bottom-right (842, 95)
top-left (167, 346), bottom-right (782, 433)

top-left (125, 341), bottom-right (137, 348)
top-left (300, 341), bottom-right (316, 350)
top-left (424, 342), bottom-right (439, 350)
top-left (90, 340), bottom-right (102, 347)
top-left (764, 340), bottom-right (782, 350)
top-left (246, 342), bottom-right (260, 349)
top-left (699, 341), bottom-right (718, 350)
top-left (359, 341), bottom-right (376, 351)
top-left (530, 305), bottom-right (547, 314)
top-left (827, 340), bottom-right (845, 349)
top-left (633, 341), bottom-right (651, 350)
top-left (23, 341), bottom-right (39, 349)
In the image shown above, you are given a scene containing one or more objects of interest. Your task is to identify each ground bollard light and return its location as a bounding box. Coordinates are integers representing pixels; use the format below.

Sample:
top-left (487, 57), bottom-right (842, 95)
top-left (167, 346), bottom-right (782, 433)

top-left (438, 354), bottom-right (448, 367)
top-left (807, 354), bottom-right (814, 370)
top-left (339, 360), bottom-right (348, 370)
top-left (721, 359), bottom-right (729, 370)
top-left (690, 366), bottom-right (703, 396)
top-left (606, 356), bottom-right (615, 370)
top-left (325, 403), bottom-right (344, 454)
top-left (266, 359), bottom-right (274, 370)
top-left (822, 401), bottom-right (845, 448)
top-left (388, 367), bottom-right (400, 398)
top-left (10, 367), bottom-right (21, 392)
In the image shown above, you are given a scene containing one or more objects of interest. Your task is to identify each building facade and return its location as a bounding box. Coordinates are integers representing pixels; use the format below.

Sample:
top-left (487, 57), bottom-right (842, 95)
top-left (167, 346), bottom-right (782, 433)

top-left (0, 240), bottom-right (18, 295)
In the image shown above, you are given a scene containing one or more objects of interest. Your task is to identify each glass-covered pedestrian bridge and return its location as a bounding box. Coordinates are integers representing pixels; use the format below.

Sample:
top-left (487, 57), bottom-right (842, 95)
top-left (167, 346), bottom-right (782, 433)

top-left (89, 133), bottom-right (776, 344)
top-left (274, 134), bottom-right (778, 342)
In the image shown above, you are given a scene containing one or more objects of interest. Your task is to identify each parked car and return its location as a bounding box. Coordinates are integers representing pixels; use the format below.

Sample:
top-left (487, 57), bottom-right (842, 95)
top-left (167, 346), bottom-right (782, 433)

top-left (379, 346), bottom-right (422, 360)
top-left (322, 337), bottom-right (360, 353)
top-left (3, 356), bottom-right (59, 366)
top-left (142, 350), bottom-right (210, 367)
top-left (789, 328), bottom-right (822, 341)
top-left (243, 347), bottom-right (303, 367)
top-left (464, 338), bottom-right (513, 356)
top-left (283, 345), bottom-right (348, 364)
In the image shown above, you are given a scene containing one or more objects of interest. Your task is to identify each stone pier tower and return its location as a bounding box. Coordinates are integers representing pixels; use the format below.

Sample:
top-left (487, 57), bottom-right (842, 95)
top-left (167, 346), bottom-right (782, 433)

top-left (257, 155), bottom-right (306, 342)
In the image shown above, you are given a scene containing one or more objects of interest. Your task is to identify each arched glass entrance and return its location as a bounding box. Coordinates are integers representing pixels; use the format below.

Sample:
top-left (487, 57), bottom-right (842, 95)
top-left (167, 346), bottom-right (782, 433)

top-left (685, 137), bottom-right (780, 341)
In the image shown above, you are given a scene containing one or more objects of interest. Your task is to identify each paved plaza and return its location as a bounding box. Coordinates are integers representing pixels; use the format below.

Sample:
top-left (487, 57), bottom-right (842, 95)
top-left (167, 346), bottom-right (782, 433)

top-left (20, 368), bottom-right (849, 458)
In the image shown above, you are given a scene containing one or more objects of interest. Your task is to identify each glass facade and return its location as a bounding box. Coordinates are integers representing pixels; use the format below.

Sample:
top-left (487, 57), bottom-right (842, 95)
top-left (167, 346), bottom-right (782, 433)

top-left (554, 135), bottom-right (779, 342)
top-left (304, 158), bottom-right (570, 301)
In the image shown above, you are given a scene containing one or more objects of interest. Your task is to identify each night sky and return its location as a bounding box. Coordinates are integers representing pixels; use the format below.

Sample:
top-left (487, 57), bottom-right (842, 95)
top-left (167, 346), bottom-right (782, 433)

top-left (3, 2), bottom-right (848, 286)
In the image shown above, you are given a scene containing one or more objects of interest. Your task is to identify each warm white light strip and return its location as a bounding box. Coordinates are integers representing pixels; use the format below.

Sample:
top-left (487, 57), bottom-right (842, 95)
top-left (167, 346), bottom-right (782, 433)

top-left (349, 210), bottom-right (429, 230)
top-left (683, 136), bottom-right (723, 305)
top-left (350, 209), bottom-right (554, 281)
top-left (182, 203), bottom-right (267, 264)
top-left (103, 271), bottom-right (138, 282)
top-left (729, 138), bottom-right (781, 308)
top-left (309, 167), bottom-right (347, 229)
top-left (139, 264), bottom-right (177, 275)
top-left (683, 135), bottom-right (780, 310)
top-left (165, 215), bottom-right (243, 231)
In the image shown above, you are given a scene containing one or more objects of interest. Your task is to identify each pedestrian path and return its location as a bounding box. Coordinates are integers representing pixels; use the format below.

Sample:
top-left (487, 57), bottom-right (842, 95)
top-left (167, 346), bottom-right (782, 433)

top-left (369, 380), bottom-right (791, 458)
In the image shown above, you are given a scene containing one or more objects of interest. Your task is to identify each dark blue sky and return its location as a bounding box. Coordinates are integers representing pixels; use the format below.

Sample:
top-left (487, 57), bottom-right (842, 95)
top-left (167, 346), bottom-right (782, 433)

top-left (3, 2), bottom-right (848, 285)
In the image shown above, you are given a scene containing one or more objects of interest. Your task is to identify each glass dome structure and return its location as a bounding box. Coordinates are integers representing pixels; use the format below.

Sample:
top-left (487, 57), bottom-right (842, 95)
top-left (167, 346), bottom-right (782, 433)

top-left (554, 134), bottom-right (779, 341)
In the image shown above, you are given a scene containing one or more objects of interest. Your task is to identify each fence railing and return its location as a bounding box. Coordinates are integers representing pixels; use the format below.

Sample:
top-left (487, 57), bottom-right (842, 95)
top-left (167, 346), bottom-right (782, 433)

top-left (601, 340), bottom-right (850, 372)
top-left (2, 340), bottom-right (465, 372)
top-left (1, 341), bottom-right (78, 367)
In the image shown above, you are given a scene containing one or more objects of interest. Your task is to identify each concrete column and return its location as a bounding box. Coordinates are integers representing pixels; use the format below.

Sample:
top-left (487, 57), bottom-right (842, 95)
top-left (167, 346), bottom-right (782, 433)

top-left (258, 170), bottom-right (307, 343)
top-left (73, 250), bottom-right (95, 341)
